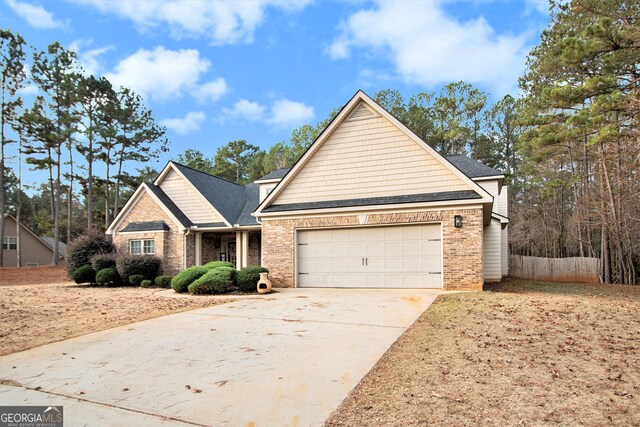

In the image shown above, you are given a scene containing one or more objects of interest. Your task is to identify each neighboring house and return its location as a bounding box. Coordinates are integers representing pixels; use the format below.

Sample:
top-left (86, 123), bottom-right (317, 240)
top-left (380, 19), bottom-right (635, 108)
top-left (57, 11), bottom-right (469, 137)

top-left (108, 91), bottom-right (509, 290)
top-left (1, 214), bottom-right (66, 267)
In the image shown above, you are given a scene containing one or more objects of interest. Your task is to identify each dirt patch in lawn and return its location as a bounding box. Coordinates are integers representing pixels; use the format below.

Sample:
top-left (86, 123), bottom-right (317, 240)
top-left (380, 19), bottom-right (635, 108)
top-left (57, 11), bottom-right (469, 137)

top-left (326, 279), bottom-right (640, 427)
top-left (0, 282), bottom-right (234, 356)
top-left (1, 266), bottom-right (69, 286)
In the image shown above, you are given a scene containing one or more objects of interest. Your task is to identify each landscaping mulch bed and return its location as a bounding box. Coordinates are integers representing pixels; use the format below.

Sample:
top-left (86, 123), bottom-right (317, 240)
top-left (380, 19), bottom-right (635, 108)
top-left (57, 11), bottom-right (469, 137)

top-left (0, 281), bottom-right (233, 356)
top-left (326, 279), bottom-right (640, 427)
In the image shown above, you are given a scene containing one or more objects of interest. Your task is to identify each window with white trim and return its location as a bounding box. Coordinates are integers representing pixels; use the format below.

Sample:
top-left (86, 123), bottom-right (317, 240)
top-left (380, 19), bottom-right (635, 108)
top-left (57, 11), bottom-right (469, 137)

top-left (2, 236), bottom-right (17, 250)
top-left (129, 239), bottom-right (154, 255)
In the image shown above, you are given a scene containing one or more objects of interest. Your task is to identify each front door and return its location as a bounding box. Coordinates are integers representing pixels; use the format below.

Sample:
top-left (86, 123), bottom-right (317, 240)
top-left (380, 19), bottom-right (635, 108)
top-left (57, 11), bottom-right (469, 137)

top-left (226, 241), bottom-right (236, 266)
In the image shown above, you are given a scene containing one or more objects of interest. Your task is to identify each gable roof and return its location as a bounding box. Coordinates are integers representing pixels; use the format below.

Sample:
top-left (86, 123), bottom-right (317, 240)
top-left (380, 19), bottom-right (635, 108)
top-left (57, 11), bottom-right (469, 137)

top-left (256, 168), bottom-right (291, 182)
top-left (3, 214), bottom-right (65, 259)
top-left (255, 90), bottom-right (494, 217)
top-left (446, 155), bottom-right (503, 178)
top-left (144, 183), bottom-right (192, 228)
top-left (167, 162), bottom-right (247, 226)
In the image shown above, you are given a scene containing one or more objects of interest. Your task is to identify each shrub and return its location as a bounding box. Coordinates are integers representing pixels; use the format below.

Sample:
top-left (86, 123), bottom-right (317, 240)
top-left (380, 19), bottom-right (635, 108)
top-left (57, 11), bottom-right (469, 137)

top-left (90, 253), bottom-right (116, 272)
top-left (155, 275), bottom-right (173, 288)
top-left (128, 274), bottom-right (145, 286)
top-left (204, 261), bottom-right (235, 269)
top-left (71, 265), bottom-right (96, 284)
top-left (140, 279), bottom-right (153, 288)
top-left (237, 265), bottom-right (269, 292)
top-left (116, 254), bottom-right (162, 281)
top-left (66, 229), bottom-right (115, 275)
top-left (171, 266), bottom-right (210, 293)
top-left (96, 268), bottom-right (121, 286)
top-left (188, 268), bottom-right (236, 295)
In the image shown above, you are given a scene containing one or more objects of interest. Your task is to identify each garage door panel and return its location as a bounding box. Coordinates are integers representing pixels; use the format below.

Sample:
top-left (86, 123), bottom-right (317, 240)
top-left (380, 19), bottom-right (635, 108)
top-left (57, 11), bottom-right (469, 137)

top-left (297, 224), bottom-right (442, 289)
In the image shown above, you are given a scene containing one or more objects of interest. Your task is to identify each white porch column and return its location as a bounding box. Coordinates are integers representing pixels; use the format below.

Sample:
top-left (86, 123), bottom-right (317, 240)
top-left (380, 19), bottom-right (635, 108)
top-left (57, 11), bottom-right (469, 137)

top-left (235, 231), bottom-right (242, 269)
top-left (241, 231), bottom-right (249, 268)
top-left (195, 232), bottom-right (202, 266)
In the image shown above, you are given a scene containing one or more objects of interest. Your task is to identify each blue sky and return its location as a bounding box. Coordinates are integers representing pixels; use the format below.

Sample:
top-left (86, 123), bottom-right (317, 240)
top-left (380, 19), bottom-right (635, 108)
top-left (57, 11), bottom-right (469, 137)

top-left (2, 0), bottom-right (550, 178)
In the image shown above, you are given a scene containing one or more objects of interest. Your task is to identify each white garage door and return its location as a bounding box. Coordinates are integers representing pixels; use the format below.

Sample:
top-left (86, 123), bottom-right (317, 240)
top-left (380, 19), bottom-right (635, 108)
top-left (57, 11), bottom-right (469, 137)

top-left (297, 224), bottom-right (442, 289)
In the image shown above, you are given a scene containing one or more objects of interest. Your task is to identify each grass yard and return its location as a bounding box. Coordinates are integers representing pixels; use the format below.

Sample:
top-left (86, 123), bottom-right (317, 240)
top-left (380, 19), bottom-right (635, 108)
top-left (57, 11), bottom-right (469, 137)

top-left (326, 279), bottom-right (640, 427)
top-left (0, 278), bottom-right (234, 356)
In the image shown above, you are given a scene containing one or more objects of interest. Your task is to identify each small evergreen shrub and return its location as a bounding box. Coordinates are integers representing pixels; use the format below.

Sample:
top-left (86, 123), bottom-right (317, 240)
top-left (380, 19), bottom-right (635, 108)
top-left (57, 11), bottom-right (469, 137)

top-left (155, 275), bottom-right (173, 288)
top-left (71, 265), bottom-right (96, 284)
top-left (204, 261), bottom-right (235, 269)
top-left (116, 254), bottom-right (162, 281)
top-left (90, 253), bottom-right (116, 272)
top-left (140, 279), bottom-right (153, 288)
top-left (237, 265), bottom-right (269, 292)
top-left (96, 268), bottom-right (121, 286)
top-left (171, 266), bottom-right (210, 293)
top-left (188, 268), bottom-right (236, 294)
top-left (128, 274), bottom-right (145, 286)
top-left (66, 229), bottom-right (115, 275)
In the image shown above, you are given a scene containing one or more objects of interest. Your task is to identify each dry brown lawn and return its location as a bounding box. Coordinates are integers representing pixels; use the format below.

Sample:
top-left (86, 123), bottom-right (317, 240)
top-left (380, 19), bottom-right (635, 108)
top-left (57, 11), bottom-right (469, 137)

top-left (0, 280), bottom-right (233, 356)
top-left (327, 279), bottom-right (640, 427)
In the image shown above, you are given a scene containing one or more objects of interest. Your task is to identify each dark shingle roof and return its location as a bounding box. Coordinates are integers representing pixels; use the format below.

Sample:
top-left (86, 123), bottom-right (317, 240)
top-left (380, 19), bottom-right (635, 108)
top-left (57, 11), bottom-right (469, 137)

top-left (145, 184), bottom-right (192, 227)
top-left (172, 162), bottom-right (246, 225)
top-left (236, 183), bottom-right (260, 226)
top-left (41, 237), bottom-right (67, 257)
top-left (193, 222), bottom-right (228, 228)
top-left (446, 155), bottom-right (503, 178)
top-left (257, 168), bottom-right (290, 181)
top-left (120, 221), bottom-right (170, 232)
top-left (262, 190), bottom-right (481, 213)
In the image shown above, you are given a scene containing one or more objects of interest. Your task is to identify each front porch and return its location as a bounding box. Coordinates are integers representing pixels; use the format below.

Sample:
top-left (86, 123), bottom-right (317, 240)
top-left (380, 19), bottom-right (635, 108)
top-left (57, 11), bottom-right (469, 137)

top-left (187, 230), bottom-right (261, 270)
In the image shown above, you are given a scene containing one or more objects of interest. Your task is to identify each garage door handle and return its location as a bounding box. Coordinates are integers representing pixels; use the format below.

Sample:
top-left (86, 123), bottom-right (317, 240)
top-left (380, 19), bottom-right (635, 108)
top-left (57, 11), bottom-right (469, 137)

top-left (362, 258), bottom-right (364, 266)
top-left (428, 272), bottom-right (441, 275)
top-left (366, 258), bottom-right (368, 266)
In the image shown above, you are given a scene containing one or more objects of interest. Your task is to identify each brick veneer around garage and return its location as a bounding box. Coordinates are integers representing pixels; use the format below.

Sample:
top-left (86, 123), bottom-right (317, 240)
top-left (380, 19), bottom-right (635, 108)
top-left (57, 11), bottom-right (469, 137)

top-left (261, 207), bottom-right (484, 291)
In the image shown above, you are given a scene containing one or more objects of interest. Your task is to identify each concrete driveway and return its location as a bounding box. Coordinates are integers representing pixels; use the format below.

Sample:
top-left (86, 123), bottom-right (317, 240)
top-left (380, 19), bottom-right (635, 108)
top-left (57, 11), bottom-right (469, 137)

top-left (0, 288), bottom-right (442, 426)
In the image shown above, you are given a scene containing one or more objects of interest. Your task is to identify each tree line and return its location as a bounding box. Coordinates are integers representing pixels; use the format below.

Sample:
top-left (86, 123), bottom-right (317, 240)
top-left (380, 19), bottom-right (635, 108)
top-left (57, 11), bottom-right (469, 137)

top-left (2, 0), bottom-right (638, 284)
top-left (1, 30), bottom-right (168, 266)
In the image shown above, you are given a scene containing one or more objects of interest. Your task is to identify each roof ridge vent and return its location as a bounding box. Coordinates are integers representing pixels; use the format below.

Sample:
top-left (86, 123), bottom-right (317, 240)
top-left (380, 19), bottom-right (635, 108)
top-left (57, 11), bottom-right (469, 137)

top-left (347, 103), bottom-right (375, 121)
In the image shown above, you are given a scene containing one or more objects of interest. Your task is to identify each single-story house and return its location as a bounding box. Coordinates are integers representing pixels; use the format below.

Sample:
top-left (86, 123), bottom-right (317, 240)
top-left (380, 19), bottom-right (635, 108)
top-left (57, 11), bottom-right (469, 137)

top-left (1, 214), bottom-right (66, 267)
top-left (107, 91), bottom-right (508, 290)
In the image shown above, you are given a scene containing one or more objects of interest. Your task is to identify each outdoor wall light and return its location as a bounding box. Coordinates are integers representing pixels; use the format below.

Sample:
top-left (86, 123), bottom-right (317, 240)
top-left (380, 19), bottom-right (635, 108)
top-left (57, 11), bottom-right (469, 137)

top-left (454, 215), bottom-right (463, 228)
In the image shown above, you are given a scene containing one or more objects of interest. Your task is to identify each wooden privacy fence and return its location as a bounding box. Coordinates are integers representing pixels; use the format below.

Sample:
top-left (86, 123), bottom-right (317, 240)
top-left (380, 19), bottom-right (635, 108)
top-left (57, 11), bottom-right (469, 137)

top-left (509, 255), bottom-right (600, 283)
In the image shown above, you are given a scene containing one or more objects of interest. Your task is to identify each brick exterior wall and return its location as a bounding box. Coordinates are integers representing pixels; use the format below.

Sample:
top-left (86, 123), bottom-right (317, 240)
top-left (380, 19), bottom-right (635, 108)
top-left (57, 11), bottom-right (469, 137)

top-left (248, 231), bottom-right (261, 266)
top-left (112, 191), bottom-right (184, 275)
top-left (261, 207), bottom-right (484, 291)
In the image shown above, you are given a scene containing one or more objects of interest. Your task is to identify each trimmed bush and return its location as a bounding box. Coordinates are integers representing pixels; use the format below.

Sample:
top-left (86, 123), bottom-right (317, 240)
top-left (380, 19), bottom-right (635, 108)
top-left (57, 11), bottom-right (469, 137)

top-left (204, 261), bottom-right (235, 269)
top-left (71, 265), bottom-right (96, 284)
top-left (155, 275), bottom-right (173, 288)
top-left (128, 274), bottom-right (145, 286)
top-left (140, 279), bottom-right (153, 288)
top-left (116, 254), bottom-right (162, 281)
top-left (96, 268), bottom-right (121, 286)
top-left (66, 229), bottom-right (115, 275)
top-left (188, 268), bottom-right (235, 295)
top-left (90, 253), bottom-right (116, 272)
top-left (237, 265), bottom-right (269, 292)
top-left (171, 266), bottom-right (210, 293)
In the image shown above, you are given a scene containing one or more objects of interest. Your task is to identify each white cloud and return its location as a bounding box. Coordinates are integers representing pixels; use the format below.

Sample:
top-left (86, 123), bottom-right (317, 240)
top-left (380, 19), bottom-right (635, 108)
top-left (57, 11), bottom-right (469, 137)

top-left (69, 40), bottom-right (113, 76)
top-left (328, 0), bottom-right (531, 94)
top-left (6, 0), bottom-right (64, 29)
top-left (525, 0), bottom-right (550, 14)
top-left (69, 0), bottom-right (312, 44)
top-left (161, 111), bottom-right (206, 135)
top-left (267, 99), bottom-right (315, 128)
top-left (222, 97), bottom-right (314, 129)
top-left (222, 99), bottom-right (266, 121)
top-left (105, 46), bottom-right (227, 103)
top-left (194, 78), bottom-right (228, 104)
top-left (17, 84), bottom-right (39, 96)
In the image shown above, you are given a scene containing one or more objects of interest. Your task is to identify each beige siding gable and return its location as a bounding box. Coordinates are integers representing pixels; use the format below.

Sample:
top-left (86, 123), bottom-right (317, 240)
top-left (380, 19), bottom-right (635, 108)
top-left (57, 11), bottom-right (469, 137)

top-left (272, 103), bottom-right (472, 205)
top-left (159, 169), bottom-right (224, 224)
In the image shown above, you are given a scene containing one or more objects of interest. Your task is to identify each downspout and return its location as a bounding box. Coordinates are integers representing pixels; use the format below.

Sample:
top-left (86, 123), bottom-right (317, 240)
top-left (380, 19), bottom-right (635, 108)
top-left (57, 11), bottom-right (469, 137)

top-left (183, 229), bottom-right (191, 270)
